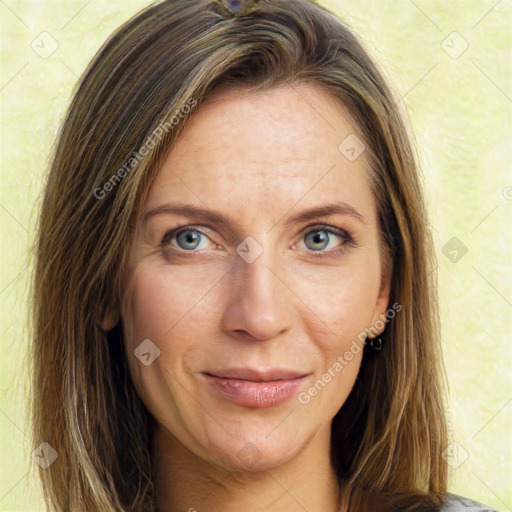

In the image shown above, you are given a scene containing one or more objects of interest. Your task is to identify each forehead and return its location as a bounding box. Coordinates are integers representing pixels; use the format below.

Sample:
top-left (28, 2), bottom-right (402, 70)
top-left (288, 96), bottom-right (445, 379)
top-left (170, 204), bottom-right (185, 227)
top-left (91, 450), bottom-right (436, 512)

top-left (146, 83), bottom-right (375, 224)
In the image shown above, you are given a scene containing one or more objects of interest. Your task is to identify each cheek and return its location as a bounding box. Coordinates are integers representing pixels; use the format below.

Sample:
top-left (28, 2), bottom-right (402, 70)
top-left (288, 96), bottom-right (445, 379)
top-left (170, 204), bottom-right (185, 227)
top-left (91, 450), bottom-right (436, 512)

top-left (284, 254), bottom-right (381, 413)
top-left (295, 253), bottom-right (382, 345)
top-left (122, 262), bottom-right (220, 345)
top-left (119, 263), bottom-right (221, 429)
top-left (120, 262), bottom-right (225, 385)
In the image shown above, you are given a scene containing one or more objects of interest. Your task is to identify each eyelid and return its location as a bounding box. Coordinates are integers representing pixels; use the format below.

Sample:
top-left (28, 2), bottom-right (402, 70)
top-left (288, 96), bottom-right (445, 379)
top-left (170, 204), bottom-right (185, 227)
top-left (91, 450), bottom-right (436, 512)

top-left (301, 223), bottom-right (354, 242)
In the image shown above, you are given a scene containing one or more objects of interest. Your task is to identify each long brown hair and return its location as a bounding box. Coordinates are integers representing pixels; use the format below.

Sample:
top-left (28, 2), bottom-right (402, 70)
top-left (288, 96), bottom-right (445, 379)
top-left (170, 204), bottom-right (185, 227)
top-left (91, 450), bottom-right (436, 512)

top-left (29, 0), bottom-right (450, 510)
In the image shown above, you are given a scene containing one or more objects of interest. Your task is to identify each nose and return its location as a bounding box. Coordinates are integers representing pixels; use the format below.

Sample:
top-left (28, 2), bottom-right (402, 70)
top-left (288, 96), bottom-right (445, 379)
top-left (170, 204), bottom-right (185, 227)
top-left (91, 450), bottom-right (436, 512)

top-left (220, 248), bottom-right (295, 342)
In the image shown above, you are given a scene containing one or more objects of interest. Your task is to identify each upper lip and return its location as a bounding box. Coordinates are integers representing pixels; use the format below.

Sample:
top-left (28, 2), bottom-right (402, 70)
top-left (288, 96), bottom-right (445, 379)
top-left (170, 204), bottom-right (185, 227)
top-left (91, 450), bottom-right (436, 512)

top-left (203, 368), bottom-right (309, 382)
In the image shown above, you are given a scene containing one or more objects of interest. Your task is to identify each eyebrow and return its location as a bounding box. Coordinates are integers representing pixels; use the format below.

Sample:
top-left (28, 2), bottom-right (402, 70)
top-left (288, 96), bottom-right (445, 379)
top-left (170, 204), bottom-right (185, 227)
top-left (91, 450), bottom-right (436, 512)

top-left (142, 201), bottom-right (366, 230)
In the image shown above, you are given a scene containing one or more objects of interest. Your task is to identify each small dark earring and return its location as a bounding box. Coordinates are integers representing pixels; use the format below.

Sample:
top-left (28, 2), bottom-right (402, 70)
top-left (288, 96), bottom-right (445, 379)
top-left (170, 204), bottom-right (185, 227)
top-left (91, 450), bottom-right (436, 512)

top-left (371, 337), bottom-right (382, 350)
top-left (365, 336), bottom-right (383, 351)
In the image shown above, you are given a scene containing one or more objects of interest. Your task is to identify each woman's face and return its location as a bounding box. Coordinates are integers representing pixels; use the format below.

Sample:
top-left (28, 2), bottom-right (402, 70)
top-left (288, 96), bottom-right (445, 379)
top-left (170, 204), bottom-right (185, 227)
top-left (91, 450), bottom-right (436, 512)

top-left (119, 83), bottom-right (390, 472)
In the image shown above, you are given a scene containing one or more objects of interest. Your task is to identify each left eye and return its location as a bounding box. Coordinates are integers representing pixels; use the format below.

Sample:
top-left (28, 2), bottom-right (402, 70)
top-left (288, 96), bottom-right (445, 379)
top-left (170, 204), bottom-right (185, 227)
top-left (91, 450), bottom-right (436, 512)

top-left (303, 227), bottom-right (349, 252)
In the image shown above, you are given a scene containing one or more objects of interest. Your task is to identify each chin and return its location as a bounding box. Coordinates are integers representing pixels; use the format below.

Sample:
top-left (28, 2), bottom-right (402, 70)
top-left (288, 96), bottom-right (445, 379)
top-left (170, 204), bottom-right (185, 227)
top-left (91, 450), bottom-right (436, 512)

top-left (216, 445), bottom-right (296, 473)
top-left (203, 424), bottom-right (307, 473)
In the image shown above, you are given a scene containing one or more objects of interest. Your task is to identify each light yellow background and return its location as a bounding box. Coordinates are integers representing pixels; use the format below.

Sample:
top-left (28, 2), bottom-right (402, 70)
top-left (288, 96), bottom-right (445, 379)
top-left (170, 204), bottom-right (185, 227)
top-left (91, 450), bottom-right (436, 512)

top-left (1, 1), bottom-right (511, 510)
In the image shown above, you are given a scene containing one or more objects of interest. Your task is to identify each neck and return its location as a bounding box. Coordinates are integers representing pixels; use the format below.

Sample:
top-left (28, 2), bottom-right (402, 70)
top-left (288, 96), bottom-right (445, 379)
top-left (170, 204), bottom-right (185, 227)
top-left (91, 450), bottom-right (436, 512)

top-left (152, 421), bottom-right (345, 512)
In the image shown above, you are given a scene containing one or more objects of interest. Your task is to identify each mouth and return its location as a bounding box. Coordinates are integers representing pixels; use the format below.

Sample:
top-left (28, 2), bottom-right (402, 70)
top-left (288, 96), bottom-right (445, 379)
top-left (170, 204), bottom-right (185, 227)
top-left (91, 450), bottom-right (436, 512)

top-left (200, 367), bottom-right (310, 408)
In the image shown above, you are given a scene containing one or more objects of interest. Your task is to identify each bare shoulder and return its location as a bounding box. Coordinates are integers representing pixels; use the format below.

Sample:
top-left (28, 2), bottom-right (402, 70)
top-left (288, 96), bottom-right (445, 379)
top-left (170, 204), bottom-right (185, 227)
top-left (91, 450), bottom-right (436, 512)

top-left (440, 493), bottom-right (500, 511)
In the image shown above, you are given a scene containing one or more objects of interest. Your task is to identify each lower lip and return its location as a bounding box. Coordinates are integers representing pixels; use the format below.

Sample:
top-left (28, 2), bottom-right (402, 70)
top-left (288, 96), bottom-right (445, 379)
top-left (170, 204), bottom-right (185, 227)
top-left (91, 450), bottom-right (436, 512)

top-left (202, 374), bottom-right (308, 408)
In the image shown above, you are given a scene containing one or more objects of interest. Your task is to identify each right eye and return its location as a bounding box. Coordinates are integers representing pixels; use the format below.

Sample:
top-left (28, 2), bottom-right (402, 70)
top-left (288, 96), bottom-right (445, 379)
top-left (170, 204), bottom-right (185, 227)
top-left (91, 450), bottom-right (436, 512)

top-left (161, 227), bottom-right (213, 252)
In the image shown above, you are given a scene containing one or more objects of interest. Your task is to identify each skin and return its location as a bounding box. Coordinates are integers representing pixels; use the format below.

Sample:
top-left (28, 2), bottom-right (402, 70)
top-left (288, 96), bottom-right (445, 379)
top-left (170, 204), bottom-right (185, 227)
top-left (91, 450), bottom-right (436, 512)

top-left (109, 83), bottom-right (391, 512)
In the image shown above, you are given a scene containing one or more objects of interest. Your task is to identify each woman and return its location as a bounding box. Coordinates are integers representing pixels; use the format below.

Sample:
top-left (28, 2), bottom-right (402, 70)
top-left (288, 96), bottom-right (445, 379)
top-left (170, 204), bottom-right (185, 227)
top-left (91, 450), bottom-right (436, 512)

top-left (29, 0), bottom-right (499, 510)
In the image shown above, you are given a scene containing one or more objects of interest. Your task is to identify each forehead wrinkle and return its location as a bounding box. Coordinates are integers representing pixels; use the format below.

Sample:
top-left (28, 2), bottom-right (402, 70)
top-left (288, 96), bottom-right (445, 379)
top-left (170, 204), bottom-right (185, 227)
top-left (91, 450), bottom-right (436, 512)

top-left (165, 154), bottom-right (313, 182)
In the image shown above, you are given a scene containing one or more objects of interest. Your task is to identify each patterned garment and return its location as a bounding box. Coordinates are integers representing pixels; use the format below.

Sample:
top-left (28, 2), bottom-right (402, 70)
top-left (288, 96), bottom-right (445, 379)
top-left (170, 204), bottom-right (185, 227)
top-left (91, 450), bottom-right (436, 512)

top-left (440, 493), bottom-right (501, 511)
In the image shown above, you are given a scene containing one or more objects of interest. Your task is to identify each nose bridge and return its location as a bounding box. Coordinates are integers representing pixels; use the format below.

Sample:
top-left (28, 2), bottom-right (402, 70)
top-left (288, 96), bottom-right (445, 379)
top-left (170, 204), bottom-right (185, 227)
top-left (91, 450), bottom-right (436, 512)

top-left (238, 249), bottom-right (279, 302)
top-left (222, 242), bottom-right (294, 341)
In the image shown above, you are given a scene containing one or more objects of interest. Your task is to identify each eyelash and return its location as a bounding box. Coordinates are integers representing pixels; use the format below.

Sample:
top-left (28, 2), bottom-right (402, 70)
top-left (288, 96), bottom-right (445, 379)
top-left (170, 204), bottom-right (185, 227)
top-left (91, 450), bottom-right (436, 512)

top-left (160, 224), bottom-right (356, 259)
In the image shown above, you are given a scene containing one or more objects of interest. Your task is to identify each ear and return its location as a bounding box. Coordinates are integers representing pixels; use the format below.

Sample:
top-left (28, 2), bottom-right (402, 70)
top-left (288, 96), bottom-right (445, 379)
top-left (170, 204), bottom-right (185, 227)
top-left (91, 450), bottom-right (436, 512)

top-left (98, 308), bottom-right (120, 332)
top-left (369, 262), bottom-right (392, 336)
